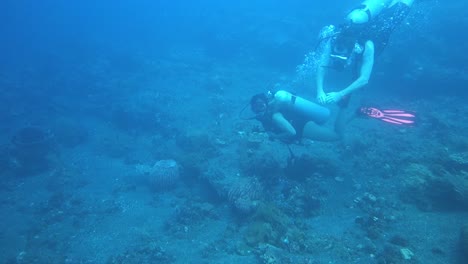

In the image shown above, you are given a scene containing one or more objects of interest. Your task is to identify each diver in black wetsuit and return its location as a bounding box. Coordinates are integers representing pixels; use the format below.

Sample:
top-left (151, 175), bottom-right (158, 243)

top-left (249, 90), bottom-right (343, 143)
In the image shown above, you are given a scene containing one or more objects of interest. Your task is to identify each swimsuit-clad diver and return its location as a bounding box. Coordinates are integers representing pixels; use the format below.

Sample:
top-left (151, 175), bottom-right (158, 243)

top-left (315, 0), bottom-right (415, 128)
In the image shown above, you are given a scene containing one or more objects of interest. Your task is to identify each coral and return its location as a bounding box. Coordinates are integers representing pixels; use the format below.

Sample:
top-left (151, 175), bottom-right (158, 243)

top-left (245, 221), bottom-right (276, 247)
top-left (244, 203), bottom-right (292, 248)
top-left (281, 181), bottom-right (322, 218)
top-left (149, 159), bottom-right (180, 189)
top-left (401, 162), bottom-right (468, 211)
top-left (137, 159), bottom-right (180, 190)
top-left (227, 177), bottom-right (262, 214)
top-left (242, 202), bottom-right (321, 256)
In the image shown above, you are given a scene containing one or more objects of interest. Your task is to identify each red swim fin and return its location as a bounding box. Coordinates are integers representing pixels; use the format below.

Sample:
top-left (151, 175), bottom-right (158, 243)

top-left (359, 107), bottom-right (416, 125)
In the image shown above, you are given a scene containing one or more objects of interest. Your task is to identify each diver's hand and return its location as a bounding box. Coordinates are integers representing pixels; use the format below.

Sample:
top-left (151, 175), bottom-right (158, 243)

top-left (325, 92), bottom-right (343, 104)
top-left (317, 90), bottom-right (327, 104)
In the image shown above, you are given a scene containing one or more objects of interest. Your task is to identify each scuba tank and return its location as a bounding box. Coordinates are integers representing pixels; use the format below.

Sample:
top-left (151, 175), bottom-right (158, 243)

top-left (347, 0), bottom-right (391, 24)
top-left (274, 90), bottom-right (330, 125)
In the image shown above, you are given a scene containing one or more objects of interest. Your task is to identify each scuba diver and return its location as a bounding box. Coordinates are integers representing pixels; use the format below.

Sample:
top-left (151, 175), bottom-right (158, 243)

top-left (315, 0), bottom-right (415, 106)
top-left (242, 90), bottom-right (416, 145)
top-left (247, 90), bottom-right (344, 142)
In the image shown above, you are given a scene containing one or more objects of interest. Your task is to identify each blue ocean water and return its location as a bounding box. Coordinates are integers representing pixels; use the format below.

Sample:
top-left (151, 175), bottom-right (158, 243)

top-left (1, 0), bottom-right (467, 263)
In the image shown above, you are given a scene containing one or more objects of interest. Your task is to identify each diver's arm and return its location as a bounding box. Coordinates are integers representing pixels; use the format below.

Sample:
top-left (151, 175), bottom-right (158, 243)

top-left (316, 40), bottom-right (331, 103)
top-left (271, 112), bottom-right (296, 140)
top-left (340, 40), bottom-right (375, 97)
